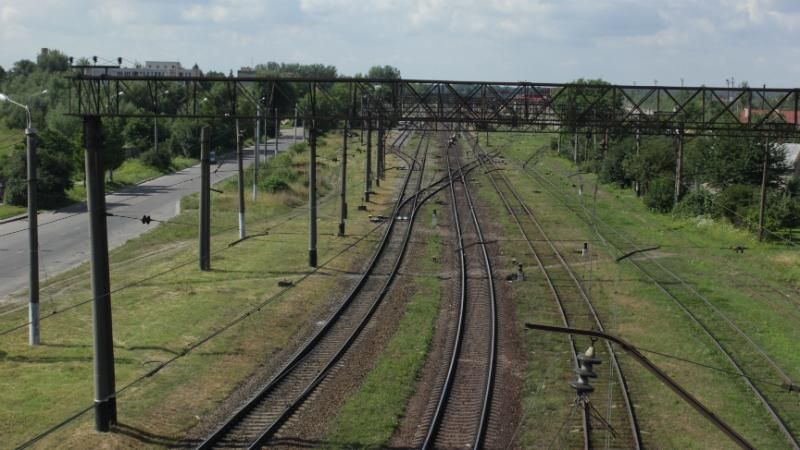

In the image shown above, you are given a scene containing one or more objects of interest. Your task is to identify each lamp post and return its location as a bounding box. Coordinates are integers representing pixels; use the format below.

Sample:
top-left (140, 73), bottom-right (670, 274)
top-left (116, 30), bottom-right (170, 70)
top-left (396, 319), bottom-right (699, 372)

top-left (0, 92), bottom-right (40, 345)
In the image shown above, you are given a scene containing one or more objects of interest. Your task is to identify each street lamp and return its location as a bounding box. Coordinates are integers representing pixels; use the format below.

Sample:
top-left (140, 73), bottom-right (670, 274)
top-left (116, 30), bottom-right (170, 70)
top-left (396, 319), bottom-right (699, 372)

top-left (0, 92), bottom-right (40, 346)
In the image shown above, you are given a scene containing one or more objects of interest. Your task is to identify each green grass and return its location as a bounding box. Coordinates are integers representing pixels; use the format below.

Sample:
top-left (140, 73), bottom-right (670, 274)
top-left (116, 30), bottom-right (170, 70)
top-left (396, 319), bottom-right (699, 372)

top-left (479, 132), bottom-right (798, 448)
top-left (0, 132), bottom-right (404, 448)
top-left (0, 203), bottom-right (26, 220)
top-left (325, 208), bottom-right (443, 448)
top-left (67, 156), bottom-right (198, 203)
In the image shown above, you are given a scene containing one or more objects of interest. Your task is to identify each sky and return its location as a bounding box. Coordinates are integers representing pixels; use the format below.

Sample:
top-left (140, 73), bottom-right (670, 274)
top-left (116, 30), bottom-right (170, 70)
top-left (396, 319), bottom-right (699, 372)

top-left (1, 0), bottom-right (799, 87)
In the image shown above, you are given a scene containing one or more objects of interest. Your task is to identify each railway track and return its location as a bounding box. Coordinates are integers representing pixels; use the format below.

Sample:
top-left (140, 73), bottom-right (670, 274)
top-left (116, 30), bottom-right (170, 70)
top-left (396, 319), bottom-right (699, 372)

top-left (516, 154), bottom-right (800, 448)
top-left (196, 131), bottom-right (431, 449)
top-left (467, 135), bottom-right (642, 449)
top-left (418, 132), bottom-right (497, 449)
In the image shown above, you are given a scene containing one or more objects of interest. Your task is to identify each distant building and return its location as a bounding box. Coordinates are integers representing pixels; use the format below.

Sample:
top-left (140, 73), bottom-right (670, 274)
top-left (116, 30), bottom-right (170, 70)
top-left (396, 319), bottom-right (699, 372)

top-left (739, 108), bottom-right (800, 128)
top-left (782, 143), bottom-right (800, 176)
top-left (237, 67), bottom-right (258, 78)
top-left (86, 61), bottom-right (202, 77)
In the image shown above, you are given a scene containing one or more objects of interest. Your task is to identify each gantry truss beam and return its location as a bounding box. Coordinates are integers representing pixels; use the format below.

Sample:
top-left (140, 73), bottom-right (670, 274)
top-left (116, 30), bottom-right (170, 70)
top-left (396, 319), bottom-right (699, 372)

top-left (67, 74), bottom-right (800, 138)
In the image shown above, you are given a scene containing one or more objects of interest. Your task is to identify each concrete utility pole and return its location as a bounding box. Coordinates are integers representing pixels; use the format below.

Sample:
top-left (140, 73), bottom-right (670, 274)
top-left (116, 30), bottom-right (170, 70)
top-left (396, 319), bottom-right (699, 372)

top-left (339, 120), bottom-right (348, 237)
top-left (365, 116), bottom-right (373, 202)
top-left (199, 126), bottom-right (211, 270)
top-left (236, 120), bottom-right (246, 239)
top-left (274, 106), bottom-right (280, 156)
top-left (1, 92), bottom-right (42, 345)
top-left (253, 104), bottom-right (260, 201)
top-left (26, 125), bottom-right (39, 345)
top-left (573, 130), bottom-right (578, 164)
top-left (635, 128), bottom-right (641, 197)
top-left (293, 104), bottom-right (298, 145)
top-left (758, 138), bottom-right (770, 241)
top-left (674, 128), bottom-right (684, 207)
top-left (153, 117), bottom-right (158, 153)
top-left (309, 125), bottom-right (318, 267)
top-left (376, 119), bottom-right (383, 187)
top-left (84, 116), bottom-right (117, 431)
top-left (309, 84), bottom-right (318, 267)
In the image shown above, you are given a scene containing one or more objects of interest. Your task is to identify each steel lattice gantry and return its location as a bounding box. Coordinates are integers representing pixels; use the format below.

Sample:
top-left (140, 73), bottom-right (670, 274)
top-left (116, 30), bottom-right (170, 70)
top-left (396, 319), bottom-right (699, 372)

top-left (67, 74), bottom-right (800, 138)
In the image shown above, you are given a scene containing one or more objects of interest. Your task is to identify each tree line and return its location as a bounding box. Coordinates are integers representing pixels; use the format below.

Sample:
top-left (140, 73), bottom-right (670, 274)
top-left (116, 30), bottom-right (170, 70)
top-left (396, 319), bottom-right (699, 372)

top-left (0, 48), bottom-right (400, 208)
top-left (547, 79), bottom-right (799, 237)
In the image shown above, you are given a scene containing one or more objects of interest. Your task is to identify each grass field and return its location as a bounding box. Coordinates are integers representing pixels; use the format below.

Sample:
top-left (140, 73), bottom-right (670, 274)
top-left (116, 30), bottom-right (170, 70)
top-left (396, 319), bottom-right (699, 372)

top-left (0, 131), bottom-right (405, 448)
top-left (324, 217), bottom-right (443, 448)
top-left (0, 153), bottom-right (198, 220)
top-left (478, 132), bottom-right (799, 448)
top-left (314, 132), bottom-right (447, 448)
top-left (3, 129), bottom-right (798, 448)
top-left (66, 156), bottom-right (198, 204)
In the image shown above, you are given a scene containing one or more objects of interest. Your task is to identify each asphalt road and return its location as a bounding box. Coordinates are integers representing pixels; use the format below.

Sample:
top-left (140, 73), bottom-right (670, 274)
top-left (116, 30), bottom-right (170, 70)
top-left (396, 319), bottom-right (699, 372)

top-left (0, 131), bottom-right (301, 303)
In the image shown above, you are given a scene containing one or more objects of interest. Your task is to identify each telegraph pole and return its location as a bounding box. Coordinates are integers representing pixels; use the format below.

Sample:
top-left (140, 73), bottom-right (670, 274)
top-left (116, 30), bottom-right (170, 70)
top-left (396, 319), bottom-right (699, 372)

top-left (758, 138), bottom-right (770, 241)
top-left (339, 120), bottom-right (348, 237)
top-left (274, 106), bottom-right (280, 156)
top-left (199, 126), bottom-right (211, 270)
top-left (674, 127), bottom-right (684, 207)
top-left (25, 125), bottom-right (40, 346)
top-left (84, 116), bottom-right (117, 431)
top-left (253, 104), bottom-right (260, 201)
top-left (365, 116), bottom-right (373, 202)
top-left (236, 119), bottom-right (246, 239)
top-left (309, 84), bottom-right (318, 267)
top-left (635, 127), bottom-right (641, 197)
top-left (293, 104), bottom-right (298, 145)
top-left (376, 118), bottom-right (383, 187)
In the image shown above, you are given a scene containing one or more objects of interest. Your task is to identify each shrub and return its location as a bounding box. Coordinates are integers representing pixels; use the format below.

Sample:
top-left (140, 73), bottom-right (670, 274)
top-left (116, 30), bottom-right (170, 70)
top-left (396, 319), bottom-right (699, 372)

top-left (643, 176), bottom-right (675, 213)
top-left (262, 175), bottom-right (290, 193)
top-left (714, 184), bottom-right (757, 225)
top-left (674, 189), bottom-right (715, 217)
top-left (140, 147), bottom-right (172, 172)
top-left (290, 142), bottom-right (309, 154)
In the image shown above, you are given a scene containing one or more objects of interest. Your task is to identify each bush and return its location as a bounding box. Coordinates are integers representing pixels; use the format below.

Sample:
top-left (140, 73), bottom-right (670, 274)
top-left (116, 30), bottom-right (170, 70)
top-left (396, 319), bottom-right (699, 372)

top-left (766, 194), bottom-right (800, 230)
top-left (290, 142), bottom-right (308, 154)
top-left (643, 176), bottom-right (675, 213)
top-left (140, 147), bottom-right (172, 172)
top-left (674, 189), bottom-right (715, 217)
top-left (261, 175), bottom-right (290, 193)
top-left (714, 184), bottom-right (757, 225)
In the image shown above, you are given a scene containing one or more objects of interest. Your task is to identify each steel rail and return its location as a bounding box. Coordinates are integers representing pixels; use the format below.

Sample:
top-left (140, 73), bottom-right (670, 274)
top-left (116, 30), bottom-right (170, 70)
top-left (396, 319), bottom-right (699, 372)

top-left (525, 323), bottom-right (754, 450)
top-left (197, 132), bottom-right (430, 449)
top-left (517, 158), bottom-right (800, 449)
top-left (468, 137), bottom-right (643, 449)
top-left (245, 134), bottom-right (432, 449)
top-left (422, 131), bottom-right (497, 449)
top-left (466, 136), bottom-right (640, 448)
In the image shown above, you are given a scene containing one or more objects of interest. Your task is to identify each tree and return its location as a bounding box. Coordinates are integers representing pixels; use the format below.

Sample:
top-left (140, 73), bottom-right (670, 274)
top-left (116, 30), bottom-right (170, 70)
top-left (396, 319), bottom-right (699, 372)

top-left (687, 136), bottom-right (787, 189)
top-left (366, 65), bottom-right (401, 80)
top-left (0, 65), bottom-right (5, 81)
top-left (102, 120), bottom-right (126, 182)
top-left (553, 79), bottom-right (623, 131)
top-left (168, 119), bottom-right (202, 157)
top-left (12, 59), bottom-right (36, 76)
top-left (35, 49), bottom-right (69, 72)
top-left (123, 117), bottom-right (155, 151)
top-left (2, 129), bottom-right (74, 207)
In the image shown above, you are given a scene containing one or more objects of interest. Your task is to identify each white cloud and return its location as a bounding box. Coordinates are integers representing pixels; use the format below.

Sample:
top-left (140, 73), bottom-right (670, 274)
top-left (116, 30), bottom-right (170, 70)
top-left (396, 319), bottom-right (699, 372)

top-left (0, 0), bottom-right (799, 85)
